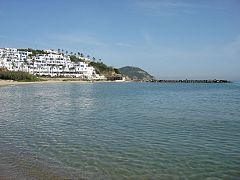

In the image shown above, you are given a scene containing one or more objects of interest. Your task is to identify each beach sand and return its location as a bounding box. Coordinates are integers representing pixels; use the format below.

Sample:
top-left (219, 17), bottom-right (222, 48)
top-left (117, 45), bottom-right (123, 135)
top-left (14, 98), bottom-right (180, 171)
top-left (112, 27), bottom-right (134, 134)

top-left (0, 78), bottom-right (91, 87)
top-left (0, 78), bottom-right (126, 87)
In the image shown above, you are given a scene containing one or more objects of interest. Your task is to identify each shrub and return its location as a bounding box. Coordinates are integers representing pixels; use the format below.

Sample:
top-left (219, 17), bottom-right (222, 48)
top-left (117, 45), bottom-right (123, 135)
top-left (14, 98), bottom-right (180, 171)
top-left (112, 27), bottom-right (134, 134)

top-left (0, 68), bottom-right (40, 82)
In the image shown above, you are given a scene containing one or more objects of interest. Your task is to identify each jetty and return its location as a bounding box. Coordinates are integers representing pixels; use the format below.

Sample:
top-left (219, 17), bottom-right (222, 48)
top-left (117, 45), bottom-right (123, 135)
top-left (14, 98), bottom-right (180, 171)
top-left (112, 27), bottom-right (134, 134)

top-left (150, 79), bottom-right (231, 83)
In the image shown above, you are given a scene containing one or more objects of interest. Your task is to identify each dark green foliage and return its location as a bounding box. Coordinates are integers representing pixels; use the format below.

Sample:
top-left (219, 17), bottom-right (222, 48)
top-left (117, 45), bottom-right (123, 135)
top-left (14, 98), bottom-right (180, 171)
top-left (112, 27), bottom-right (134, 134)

top-left (0, 68), bottom-right (40, 82)
top-left (17, 48), bottom-right (48, 56)
top-left (89, 62), bottom-right (113, 74)
top-left (114, 68), bottom-right (120, 74)
top-left (119, 66), bottom-right (153, 81)
top-left (70, 55), bottom-right (84, 63)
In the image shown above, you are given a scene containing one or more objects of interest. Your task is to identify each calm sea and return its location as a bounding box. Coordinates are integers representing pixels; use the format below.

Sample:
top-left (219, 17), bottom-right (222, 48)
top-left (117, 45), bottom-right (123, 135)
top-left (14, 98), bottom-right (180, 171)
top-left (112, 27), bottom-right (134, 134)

top-left (0, 82), bottom-right (240, 179)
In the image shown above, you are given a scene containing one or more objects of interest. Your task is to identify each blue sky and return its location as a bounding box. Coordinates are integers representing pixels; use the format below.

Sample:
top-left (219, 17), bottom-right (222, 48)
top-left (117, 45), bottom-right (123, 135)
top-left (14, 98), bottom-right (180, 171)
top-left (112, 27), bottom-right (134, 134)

top-left (0, 0), bottom-right (240, 80)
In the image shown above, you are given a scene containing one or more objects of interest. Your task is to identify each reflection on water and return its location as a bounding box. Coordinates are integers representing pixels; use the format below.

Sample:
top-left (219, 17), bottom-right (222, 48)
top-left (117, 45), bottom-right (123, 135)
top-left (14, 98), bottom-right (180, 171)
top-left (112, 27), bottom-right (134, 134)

top-left (0, 82), bottom-right (240, 179)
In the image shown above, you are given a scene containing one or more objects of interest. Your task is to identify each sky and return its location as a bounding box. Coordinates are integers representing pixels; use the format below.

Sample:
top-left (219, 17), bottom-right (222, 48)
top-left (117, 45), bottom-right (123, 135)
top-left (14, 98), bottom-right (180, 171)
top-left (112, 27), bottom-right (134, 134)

top-left (0, 0), bottom-right (240, 80)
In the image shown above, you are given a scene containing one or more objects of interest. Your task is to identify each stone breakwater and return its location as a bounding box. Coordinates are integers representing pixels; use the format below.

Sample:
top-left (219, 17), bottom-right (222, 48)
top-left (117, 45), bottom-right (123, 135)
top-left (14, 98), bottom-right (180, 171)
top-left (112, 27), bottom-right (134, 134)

top-left (151, 79), bottom-right (231, 83)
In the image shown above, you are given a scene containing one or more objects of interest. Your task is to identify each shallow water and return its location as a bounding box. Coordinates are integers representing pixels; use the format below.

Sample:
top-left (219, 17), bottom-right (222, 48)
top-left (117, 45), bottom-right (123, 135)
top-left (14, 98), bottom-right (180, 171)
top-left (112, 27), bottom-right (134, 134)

top-left (0, 82), bottom-right (240, 179)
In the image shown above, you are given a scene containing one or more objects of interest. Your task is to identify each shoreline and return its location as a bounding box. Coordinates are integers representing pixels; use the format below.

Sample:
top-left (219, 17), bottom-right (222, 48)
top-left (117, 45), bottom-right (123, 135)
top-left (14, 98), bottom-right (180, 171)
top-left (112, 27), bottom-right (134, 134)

top-left (0, 78), bottom-right (128, 87)
top-left (0, 78), bottom-right (91, 87)
top-left (0, 80), bottom-right (70, 87)
top-left (0, 78), bottom-right (233, 87)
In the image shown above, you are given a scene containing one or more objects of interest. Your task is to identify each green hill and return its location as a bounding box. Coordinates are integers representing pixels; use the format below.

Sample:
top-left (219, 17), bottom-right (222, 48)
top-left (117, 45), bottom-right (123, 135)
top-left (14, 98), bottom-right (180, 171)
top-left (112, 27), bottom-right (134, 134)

top-left (119, 66), bottom-right (154, 81)
top-left (89, 62), bottom-right (119, 76)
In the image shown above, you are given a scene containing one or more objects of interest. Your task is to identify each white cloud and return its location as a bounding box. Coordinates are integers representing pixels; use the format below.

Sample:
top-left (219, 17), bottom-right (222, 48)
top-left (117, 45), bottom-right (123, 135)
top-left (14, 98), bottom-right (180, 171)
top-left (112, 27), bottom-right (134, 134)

top-left (126, 34), bottom-right (240, 63)
top-left (48, 33), bottom-right (107, 47)
top-left (133, 0), bottom-right (225, 16)
top-left (114, 33), bottom-right (158, 50)
top-left (115, 42), bottom-right (144, 49)
top-left (143, 33), bottom-right (155, 47)
top-left (137, 0), bottom-right (195, 9)
top-left (133, 0), bottom-right (195, 16)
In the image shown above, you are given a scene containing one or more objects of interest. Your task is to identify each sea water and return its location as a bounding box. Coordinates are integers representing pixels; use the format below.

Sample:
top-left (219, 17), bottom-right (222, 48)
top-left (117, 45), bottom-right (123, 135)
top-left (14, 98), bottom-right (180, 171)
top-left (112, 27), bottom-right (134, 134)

top-left (0, 82), bottom-right (240, 179)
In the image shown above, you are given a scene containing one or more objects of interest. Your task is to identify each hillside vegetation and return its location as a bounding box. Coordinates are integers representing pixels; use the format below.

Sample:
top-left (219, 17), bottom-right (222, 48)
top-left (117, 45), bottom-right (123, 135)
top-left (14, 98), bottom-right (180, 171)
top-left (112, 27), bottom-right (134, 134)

top-left (89, 62), bottom-right (120, 76)
top-left (17, 48), bottom-right (48, 56)
top-left (119, 66), bottom-right (153, 81)
top-left (0, 68), bottom-right (41, 82)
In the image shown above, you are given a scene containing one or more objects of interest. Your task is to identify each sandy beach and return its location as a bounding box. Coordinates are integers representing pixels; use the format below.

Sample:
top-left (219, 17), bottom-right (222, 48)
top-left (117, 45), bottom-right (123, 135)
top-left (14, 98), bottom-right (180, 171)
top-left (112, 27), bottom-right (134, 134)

top-left (0, 78), bottom-right (93, 87)
top-left (0, 78), bottom-right (127, 87)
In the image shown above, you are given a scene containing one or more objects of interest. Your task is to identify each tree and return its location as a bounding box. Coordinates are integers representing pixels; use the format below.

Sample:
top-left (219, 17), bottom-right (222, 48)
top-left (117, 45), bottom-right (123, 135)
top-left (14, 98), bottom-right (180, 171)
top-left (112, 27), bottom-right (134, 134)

top-left (62, 65), bottom-right (66, 74)
top-left (37, 64), bottom-right (41, 75)
top-left (21, 63), bottom-right (24, 72)
top-left (51, 65), bottom-right (54, 77)
top-left (56, 65), bottom-right (60, 77)
top-left (24, 59), bottom-right (28, 65)
top-left (32, 59), bottom-right (36, 75)
top-left (11, 62), bottom-right (16, 70)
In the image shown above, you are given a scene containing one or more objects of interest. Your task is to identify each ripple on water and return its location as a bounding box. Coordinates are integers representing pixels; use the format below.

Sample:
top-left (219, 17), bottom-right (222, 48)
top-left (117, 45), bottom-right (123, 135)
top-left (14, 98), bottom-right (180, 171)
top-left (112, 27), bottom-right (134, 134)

top-left (0, 83), bottom-right (240, 179)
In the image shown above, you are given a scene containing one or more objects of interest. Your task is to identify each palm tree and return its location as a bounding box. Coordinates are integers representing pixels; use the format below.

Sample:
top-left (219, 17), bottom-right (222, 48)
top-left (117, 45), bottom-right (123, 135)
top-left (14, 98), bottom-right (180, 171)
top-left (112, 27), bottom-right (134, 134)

top-left (56, 65), bottom-right (60, 77)
top-left (92, 57), bottom-right (96, 62)
top-left (51, 65), bottom-right (54, 77)
top-left (62, 65), bottom-right (66, 74)
top-left (11, 62), bottom-right (15, 70)
top-left (37, 64), bottom-right (41, 75)
top-left (32, 59), bottom-right (36, 74)
top-left (21, 63), bottom-right (24, 72)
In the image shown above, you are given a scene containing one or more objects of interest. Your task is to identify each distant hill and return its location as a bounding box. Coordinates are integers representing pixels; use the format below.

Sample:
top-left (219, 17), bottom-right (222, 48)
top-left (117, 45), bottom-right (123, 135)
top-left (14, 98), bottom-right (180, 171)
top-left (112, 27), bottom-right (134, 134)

top-left (119, 66), bottom-right (154, 81)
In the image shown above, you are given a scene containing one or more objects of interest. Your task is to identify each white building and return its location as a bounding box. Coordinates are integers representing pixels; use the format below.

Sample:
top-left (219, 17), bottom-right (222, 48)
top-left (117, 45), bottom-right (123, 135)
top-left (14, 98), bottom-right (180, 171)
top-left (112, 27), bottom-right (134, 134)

top-left (0, 48), bottom-right (106, 80)
top-left (44, 49), bottom-right (58, 54)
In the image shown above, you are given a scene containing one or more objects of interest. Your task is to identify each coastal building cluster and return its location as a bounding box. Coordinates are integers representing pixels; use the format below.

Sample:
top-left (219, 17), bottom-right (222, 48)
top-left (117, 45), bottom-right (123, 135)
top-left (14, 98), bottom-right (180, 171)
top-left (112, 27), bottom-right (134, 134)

top-left (0, 48), bottom-right (106, 80)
